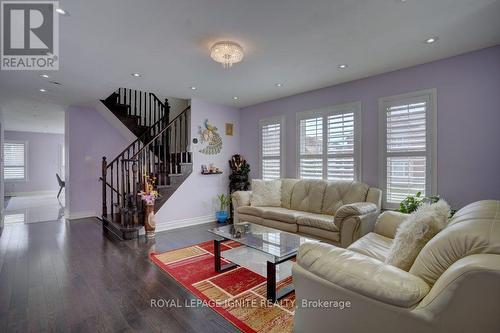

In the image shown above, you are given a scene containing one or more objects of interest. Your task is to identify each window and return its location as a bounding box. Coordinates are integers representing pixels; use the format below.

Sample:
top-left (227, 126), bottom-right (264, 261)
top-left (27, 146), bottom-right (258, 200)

top-left (259, 116), bottom-right (285, 180)
top-left (4, 141), bottom-right (27, 181)
top-left (379, 89), bottom-right (437, 209)
top-left (297, 102), bottom-right (361, 181)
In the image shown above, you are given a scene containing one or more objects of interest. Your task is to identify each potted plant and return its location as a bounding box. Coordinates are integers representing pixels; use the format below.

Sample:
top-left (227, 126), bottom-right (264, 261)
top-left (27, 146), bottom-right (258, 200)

top-left (397, 192), bottom-right (442, 214)
top-left (216, 193), bottom-right (231, 223)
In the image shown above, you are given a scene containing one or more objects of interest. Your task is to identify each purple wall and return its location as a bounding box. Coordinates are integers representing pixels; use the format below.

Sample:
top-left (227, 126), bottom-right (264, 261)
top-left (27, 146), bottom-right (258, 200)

top-left (4, 131), bottom-right (64, 194)
top-left (240, 46), bottom-right (500, 209)
top-left (66, 106), bottom-right (132, 218)
top-left (155, 99), bottom-right (240, 227)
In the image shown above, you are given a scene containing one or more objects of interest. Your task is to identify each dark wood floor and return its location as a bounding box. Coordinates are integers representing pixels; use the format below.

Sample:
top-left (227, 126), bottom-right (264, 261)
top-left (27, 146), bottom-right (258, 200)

top-left (0, 218), bottom-right (240, 333)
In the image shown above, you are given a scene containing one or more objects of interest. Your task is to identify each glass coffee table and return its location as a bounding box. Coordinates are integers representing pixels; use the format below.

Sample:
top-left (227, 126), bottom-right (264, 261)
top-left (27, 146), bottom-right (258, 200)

top-left (208, 223), bottom-right (318, 302)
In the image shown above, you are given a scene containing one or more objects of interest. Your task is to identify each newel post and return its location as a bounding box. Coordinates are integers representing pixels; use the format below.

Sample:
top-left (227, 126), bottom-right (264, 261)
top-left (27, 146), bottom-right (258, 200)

top-left (102, 156), bottom-right (107, 217)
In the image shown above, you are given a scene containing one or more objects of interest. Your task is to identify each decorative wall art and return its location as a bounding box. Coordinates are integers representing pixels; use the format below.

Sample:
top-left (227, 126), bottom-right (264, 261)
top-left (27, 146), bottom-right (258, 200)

top-left (225, 123), bottom-right (234, 136)
top-left (198, 119), bottom-right (222, 155)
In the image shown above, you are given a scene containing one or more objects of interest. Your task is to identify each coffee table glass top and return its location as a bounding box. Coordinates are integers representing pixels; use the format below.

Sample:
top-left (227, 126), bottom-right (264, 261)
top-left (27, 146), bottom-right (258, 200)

top-left (208, 223), bottom-right (317, 262)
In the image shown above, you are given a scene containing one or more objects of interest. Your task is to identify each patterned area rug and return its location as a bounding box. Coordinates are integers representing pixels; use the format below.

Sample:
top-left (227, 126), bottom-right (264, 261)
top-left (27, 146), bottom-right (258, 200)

top-left (150, 240), bottom-right (295, 333)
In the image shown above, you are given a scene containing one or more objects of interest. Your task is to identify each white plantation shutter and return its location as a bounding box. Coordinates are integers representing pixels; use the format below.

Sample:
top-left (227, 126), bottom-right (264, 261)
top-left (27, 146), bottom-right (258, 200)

top-left (299, 117), bottom-right (323, 179)
top-left (260, 118), bottom-right (284, 180)
top-left (298, 103), bottom-right (361, 181)
top-left (327, 112), bottom-right (356, 181)
top-left (380, 90), bottom-right (437, 208)
top-left (4, 142), bottom-right (26, 180)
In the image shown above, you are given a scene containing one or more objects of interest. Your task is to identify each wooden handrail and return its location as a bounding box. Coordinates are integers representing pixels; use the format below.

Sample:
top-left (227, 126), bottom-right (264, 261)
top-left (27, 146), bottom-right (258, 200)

top-left (130, 105), bottom-right (190, 160)
top-left (105, 105), bottom-right (172, 168)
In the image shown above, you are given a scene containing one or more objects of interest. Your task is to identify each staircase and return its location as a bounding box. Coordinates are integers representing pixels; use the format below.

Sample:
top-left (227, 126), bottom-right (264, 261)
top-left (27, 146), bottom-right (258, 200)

top-left (100, 88), bottom-right (192, 240)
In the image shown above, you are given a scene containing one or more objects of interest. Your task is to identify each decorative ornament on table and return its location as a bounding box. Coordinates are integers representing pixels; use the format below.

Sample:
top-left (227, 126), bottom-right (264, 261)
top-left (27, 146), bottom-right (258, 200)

top-left (198, 119), bottom-right (222, 155)
top-left (138, 174), bottom-right (160, 238)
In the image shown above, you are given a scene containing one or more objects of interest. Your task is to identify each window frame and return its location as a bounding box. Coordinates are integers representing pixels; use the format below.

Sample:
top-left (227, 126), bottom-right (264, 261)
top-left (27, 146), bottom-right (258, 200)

top-left (378, 88), bottom-right (437, 209)
top-left (3, 140), bottom-right (28, 182)
top-left (295, 101), bottom-right (362, 181)
top-left (259, 116), bottom-right (286, 180)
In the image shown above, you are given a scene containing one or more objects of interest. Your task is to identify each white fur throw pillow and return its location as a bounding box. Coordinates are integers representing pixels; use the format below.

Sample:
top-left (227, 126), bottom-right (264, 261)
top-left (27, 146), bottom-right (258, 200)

top-left (250, 180), bottom-right (281, 207)
top-left (385, 200), bottom-right (451, 271)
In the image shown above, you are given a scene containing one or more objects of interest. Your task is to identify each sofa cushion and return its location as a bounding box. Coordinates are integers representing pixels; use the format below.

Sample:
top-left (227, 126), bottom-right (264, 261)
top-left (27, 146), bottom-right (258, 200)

top-left (250, 179), bottom-right (281, 207)
top-left (281, 179), bottom-right (299, 209)
top-left (262, 207), bottom-right (304, 224)
top-left (385, 200), bottom-right (450, 271)
top-left (298, 225), bottom-right (340, 243)
top-left (348, 232), bottom-right (394, 262)
top-left (322, 181), bottom-right (369, 216)
top-left (237, 206), bottom-right (267, 217)
top-left (297, 212), bottom-right (338, 232)
top-left (410, 200), bottom-right (500, 286)
top-left (290, 180), bottom-right (327, 214)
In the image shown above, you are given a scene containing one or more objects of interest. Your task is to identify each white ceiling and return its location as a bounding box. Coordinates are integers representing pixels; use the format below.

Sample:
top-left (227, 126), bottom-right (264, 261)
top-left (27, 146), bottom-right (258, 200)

top-left (0, 97), bottom-right (65, 134)
top-left (0, 0), bottom-right (499, 115)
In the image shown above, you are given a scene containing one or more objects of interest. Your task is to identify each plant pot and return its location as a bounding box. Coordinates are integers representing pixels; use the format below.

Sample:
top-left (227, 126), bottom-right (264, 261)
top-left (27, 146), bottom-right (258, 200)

top-left (215, 210), bottom-right (228, 223)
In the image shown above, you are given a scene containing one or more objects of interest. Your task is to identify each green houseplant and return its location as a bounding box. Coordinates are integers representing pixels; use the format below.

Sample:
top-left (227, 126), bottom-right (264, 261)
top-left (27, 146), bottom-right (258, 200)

top-left (397, 192), bottom-right (440, 214)
top-left (216, 193), bottom-right (231, 223)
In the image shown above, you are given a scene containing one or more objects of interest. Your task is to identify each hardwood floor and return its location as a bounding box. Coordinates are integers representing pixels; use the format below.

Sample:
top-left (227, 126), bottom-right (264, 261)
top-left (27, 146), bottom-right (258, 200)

top-left (0, 218), bottom-right (240, 333)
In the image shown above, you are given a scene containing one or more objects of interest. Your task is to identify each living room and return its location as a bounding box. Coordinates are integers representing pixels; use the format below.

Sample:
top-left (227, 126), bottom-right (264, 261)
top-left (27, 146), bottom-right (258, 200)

top-left (0, 1), bottom-right (499, 332)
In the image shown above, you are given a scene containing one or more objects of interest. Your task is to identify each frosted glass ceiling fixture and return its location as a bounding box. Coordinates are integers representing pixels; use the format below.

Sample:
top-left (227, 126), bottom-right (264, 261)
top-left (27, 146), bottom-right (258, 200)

top-left (210, 41), bottom-right (244, 68)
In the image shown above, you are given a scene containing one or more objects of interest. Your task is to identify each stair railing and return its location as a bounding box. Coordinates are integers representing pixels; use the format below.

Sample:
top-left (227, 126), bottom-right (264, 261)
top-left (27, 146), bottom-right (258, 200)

top-left (104, 88), bottom-right (169, 127)
top-left (101, 105), bottom-right (191, 226)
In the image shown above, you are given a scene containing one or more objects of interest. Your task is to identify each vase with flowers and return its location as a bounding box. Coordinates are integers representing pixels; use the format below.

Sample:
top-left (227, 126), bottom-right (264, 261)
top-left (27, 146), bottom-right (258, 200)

top-left (138, 174), bottom-right (160, 238)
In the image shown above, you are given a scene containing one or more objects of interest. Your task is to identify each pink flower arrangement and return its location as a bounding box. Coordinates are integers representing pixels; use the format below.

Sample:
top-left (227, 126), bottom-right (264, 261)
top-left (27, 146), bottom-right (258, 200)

top-left (138, 174), bottom-right (160, 205)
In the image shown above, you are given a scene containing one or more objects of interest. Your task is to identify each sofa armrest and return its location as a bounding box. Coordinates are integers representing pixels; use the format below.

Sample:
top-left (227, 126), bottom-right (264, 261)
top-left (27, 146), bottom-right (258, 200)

top-left (334, 202), bottom-right (378, 229)
top-left (232, 191), bottom-right (252, 223)
top-left (334, 202), bottom-right (378, 247)
top-left (296, 242), bottom-right (430, 307)
top-left (374, 211), bottom-right (408, 239)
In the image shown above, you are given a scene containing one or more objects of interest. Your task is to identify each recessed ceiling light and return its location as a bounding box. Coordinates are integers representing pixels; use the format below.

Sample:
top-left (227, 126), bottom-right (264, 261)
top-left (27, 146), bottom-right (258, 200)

top-left (131, 73), bottom-right (142, 77)
top-left (190, 86), bottom-right (197, 90)
top-left (275, 83), bottom-right (283, 87)
top-left (425, 36), bottom-right (438, 44)
top-left (40, 74), bottom-right (49, 79)
top-left (233, 96), bottom-right (239, 100)
top-left (338, 64), bottom-right (348, 69)
top-left (39, 88), bottom-right (47, 92)
top-left (56, 8), bottom-right (68, 15)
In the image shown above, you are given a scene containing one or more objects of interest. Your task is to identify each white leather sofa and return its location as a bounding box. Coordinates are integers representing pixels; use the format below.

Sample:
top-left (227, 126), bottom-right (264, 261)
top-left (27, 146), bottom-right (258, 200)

top-left (232, 179), bottom-right (382, 247)
top-left (293, 200), bottom-right (500, 333)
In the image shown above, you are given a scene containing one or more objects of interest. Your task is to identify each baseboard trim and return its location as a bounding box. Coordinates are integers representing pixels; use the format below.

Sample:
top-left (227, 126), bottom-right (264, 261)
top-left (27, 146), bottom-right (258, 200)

top-left (139, 214), bottom-right (215, 235)
top-left (67, 211), bottom-right (97, 220)
top-left (5, 190), bottom-right (59, 197)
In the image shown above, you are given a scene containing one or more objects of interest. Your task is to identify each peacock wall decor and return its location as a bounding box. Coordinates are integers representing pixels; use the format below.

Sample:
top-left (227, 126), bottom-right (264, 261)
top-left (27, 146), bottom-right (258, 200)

top-left (198, 119), bottom-right (223, 155)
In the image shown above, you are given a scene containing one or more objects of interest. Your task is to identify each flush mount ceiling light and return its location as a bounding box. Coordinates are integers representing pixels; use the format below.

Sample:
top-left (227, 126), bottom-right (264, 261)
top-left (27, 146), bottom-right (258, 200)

top-left (275, 83), bottom-right (283, 87)
top-left (39, 88), bottom-right (47, 92)
top-left (210, 41), bottom-right (244, 68)
top-left (233, 96), bottom-right (239, 100)
top-left (338, 64), bottom-right (348, 69)
top-left (190, 86), bottom-right (197, 90)
top-left (40, 74), bottom-right (49, 78)
top-left (425, 36), bottom-right (439, 44)
top-left (131, 73), bottom-right (142, 77)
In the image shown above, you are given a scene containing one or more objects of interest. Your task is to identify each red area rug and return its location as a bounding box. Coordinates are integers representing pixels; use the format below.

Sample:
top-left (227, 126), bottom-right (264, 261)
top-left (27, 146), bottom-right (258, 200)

top-left (150, 240), bottom-right (295, 333)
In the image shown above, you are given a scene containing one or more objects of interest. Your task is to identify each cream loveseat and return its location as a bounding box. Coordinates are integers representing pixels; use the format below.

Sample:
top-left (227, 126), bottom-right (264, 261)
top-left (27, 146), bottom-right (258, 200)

top-left (232, 179), bottom-right (382, 247)
top-left (293, 200), bottom-right (500, 333)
